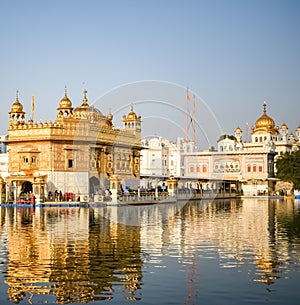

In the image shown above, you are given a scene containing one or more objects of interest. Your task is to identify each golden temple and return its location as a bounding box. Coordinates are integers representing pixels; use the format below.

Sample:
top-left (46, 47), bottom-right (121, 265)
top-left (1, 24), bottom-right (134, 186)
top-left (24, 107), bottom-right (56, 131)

top-left (4, 88), bottom-right (142, 203)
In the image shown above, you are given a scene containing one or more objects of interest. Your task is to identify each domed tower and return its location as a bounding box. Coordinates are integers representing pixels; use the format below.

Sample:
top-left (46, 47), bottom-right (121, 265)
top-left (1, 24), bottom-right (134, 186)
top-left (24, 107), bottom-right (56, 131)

top-left (122, 105), bottom-right (141, 133)
top-left (280, 123), bottom-right (288, 142)
top-left (251, 101), bottom-right (279, 143)
top-left (76, 88), bottom-right (89, 110)
top-left (234, 126), bottom-right (242, 142)
top-left (57, 86), bottom-right (73, 118)
top-left (9, 90), bottom-right (26, 126)
top-left (296, 125), bottom-right (300, 142)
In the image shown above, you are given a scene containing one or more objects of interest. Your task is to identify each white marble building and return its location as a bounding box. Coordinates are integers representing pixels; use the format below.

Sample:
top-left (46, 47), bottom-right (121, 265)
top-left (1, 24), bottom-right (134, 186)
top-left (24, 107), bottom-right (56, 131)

top-left (140, 137), bottom-right (196, 189)
top-left (0, 135), bottom-right (8, 181)
top-left (183, 102), bottom-right (300, 196)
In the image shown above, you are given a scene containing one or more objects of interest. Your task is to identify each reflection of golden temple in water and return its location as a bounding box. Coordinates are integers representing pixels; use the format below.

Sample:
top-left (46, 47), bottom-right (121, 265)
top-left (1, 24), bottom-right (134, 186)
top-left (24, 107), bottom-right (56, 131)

top-left (0, 199), bottom-right (299, 303)
top-left (0, 207), bottom-right (142, 303)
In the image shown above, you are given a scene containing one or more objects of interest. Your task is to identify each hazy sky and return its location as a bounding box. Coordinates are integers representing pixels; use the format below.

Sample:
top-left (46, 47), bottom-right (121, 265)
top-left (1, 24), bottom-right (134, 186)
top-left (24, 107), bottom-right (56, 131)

top-left (1, 0), bottom-right (299, 149)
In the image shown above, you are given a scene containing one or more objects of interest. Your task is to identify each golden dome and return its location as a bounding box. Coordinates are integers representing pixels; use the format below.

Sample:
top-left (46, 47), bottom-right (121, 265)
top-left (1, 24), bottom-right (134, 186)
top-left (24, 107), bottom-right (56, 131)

top-left (75, 88), bottom-right (89, 110)
top-left (255, 102), bottom-right (275, 130)
top-left (127, 106), bottom-right (138, 120)
top-left (235, 127), bottom-right (242, 132)
top-left (281, 123), bottom-right (288, 129)
top-left (58, 87), bottom-right (72, 109)
top-left (10, 90), bottom-right (24, 113)
top-left (296, 125), bottom-right (300, 131)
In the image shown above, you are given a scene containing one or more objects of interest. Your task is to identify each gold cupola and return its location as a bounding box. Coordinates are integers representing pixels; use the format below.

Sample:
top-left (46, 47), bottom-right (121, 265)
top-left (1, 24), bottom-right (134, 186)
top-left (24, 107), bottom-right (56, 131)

top-left (9, 90), bottom-right (26, 126)
top-left (58, 86), bottom-right (73, 109)
top-left (57, 86), bottom-right (73, 119)
top-left (127, 106), bottom-right (138, 120)
top-left (10, 90), bottom-right (24, 113)
top-left (252, 101), bottom-right (278, 136)
top-left (76, 88), bottom-right (90, 109)
top-left (255, 102), bottom-right (275, 130)
top-left (122, 105), bottom-right (141, 132)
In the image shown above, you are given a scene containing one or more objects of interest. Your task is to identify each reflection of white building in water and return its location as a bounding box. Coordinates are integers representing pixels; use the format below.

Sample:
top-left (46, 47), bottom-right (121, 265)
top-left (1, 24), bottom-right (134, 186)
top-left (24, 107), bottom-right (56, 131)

top-left (137, 198), bottom-right (297, 286)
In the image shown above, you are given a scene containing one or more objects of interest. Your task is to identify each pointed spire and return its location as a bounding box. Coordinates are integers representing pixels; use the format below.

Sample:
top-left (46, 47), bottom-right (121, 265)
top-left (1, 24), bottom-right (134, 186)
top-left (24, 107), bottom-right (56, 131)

top-left (16, 89), bottom-right (19, 101)
top-left (64, 85), bottom-right (68, 97)
top-left (82, 88), bottom-right (88, 106)
top-left (263, 101), bottom-right (267, 114)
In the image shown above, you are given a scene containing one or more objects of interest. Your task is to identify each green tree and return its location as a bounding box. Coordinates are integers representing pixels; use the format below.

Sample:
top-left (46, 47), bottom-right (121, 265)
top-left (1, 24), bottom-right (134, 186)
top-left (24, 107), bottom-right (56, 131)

top-left (276, 150), bottom-right (300, 190)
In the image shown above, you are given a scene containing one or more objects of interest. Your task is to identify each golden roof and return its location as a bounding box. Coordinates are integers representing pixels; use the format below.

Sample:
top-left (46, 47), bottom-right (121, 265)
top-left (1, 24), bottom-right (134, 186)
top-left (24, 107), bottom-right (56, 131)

top-left (281, 123), bottom-right (288, 129)
top-left (126, 106), bottom-right (138, 120)
top-left (58, 87), bottom-right (73, 109)
top-left (255, 101), bottom-right (275, 130)
top-left (10, 90), bottom-right (24, 113)
top-left (75, 88), bottom-right (89, 110)
top-left (235, 126), bottom-right (242, 132)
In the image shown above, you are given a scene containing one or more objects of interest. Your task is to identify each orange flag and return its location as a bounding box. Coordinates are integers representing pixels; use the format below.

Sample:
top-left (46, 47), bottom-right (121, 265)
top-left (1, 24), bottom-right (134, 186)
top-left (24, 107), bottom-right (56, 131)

top-left (186, 88), bottom-right (190, 102)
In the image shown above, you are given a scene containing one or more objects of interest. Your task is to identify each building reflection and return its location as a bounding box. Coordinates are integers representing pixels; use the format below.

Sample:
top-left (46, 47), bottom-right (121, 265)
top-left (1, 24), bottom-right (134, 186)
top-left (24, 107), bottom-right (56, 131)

top-left (1, 207), bottom-right (142, 303)
top-left (0, 198), bottom-right (299, 303)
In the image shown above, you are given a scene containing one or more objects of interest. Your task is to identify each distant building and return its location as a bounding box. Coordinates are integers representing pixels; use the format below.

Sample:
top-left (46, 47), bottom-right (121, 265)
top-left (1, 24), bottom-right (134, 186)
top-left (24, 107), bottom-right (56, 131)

top-left (140, 136), bottom-right (196, 189)
top-left (0, 154), bottom-right (8, 181)
top-left (0, 135), bottom-right (7, 154)
top-left (183, 102), bottom-right (300, 195)
top-left (3, 89), bottom-right (142, 202)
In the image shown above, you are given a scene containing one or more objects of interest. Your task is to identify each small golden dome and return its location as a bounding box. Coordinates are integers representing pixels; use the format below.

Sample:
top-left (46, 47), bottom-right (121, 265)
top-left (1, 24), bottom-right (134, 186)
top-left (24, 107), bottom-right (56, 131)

top-left (281, 123), bottom-right (288, 129)
top-left (296, 125), bottom-right (300, 131)
top-left (59, 87), bottom-right (72, 109)
top-left (255, 102), bottom-right (275, 130)
top-left (74, 89), bottom-right (91, 112)
top-left (127, 106), bottom-right (137, 120)
top-left (235, 127), bottom-right (242, 132)
top-left (10, 90), bottom-right (24, 113)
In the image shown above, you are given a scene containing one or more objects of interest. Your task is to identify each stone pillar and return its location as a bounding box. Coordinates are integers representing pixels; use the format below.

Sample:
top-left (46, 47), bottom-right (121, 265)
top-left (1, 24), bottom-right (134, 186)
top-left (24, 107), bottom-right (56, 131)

top-left (109, 175), bottom-right (119, 204)
top-left (137, 185), bottom-right (140, 198)
top-left (167, 176), bottom-right (178, 197)
top-left (33, 176), bottom-right (46, 204)
top-left (155, 185), bottom-right (159, 199)
top-left (13, 181), bottom-right (17, 203)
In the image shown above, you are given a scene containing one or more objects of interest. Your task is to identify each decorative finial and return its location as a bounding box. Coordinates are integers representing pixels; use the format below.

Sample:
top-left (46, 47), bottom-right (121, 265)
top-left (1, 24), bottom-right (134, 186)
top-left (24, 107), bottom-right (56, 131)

top-left (83, 88), bottom-right (88, 105)
top-left (16, 89), bottom-right (19, 101)
top-left (64, 85), bottom-right (67, 96)
top-left (263, 101), bottom-right (267, 114)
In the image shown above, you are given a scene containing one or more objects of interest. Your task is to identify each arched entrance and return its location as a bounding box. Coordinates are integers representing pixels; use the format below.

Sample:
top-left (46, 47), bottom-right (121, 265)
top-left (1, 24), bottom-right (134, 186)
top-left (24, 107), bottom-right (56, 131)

top-left (21, 181), bottom-right (33, 194)
top-left (89, 176), bottom-right (100, 196)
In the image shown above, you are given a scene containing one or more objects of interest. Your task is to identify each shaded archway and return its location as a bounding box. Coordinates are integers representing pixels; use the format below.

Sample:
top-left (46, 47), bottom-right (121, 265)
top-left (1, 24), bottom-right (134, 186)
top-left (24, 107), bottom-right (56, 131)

top-left (21, 181), bottom-right (33, 194)
top-left (89, 176), bottom-right (100, 196)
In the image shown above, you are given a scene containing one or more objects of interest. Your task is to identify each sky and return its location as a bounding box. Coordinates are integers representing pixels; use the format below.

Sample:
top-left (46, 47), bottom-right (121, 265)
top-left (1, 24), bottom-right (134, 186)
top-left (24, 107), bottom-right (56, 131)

top-left (0, 0), bottom-right (299, 149)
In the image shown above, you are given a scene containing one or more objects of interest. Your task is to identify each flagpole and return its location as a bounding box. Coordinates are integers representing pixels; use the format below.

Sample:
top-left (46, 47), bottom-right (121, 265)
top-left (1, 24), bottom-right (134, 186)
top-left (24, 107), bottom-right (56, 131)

top-left (186, 88), bottom-right (190, 142)
top-left (31, 96), bottom-right (35, 122)
top-left (193, 94), bottom-right (196, 145)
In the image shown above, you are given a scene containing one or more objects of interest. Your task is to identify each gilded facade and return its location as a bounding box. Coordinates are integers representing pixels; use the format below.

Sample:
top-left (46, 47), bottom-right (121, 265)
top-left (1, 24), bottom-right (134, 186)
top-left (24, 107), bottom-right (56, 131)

top-left (5, 89), bottom-right (142, 202)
